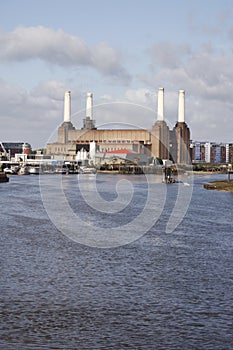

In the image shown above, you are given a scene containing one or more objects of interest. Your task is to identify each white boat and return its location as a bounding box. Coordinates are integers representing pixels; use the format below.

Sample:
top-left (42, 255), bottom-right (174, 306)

top-left (1, 162), bottom-right (19, 175)
top-left (3, 167), bottom-right (17, 175)
top-left (29, 166), bottom-right (40, 175)
top-left (79, 166), bottom-right (96, 174)
top-left (18, 165), bottom-right (30, 175)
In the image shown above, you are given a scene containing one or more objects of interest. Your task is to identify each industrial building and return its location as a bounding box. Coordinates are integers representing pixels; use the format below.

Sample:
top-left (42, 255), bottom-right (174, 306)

top-left (46, 88), bottom-right (191, 165)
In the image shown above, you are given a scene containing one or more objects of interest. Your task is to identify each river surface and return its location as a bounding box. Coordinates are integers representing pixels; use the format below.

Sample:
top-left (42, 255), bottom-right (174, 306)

top-left (0, 173), bottom-right (233, 349)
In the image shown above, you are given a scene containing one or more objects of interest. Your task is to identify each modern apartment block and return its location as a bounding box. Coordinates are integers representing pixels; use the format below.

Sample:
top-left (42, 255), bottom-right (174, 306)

top-left (190, 141), bottom-right (233, 164)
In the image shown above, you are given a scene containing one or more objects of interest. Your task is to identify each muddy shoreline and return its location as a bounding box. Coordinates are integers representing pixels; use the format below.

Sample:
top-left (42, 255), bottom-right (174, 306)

top-left (204, 180), bottom-right (233, 192)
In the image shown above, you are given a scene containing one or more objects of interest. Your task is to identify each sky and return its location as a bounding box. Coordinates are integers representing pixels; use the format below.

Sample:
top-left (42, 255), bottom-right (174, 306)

top-left (0, 0), bottom-right (233, 149)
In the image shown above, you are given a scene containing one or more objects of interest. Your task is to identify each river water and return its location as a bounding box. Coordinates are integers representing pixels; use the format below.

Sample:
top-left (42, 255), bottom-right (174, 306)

top-left (0, 173), bottom-right (233, 349)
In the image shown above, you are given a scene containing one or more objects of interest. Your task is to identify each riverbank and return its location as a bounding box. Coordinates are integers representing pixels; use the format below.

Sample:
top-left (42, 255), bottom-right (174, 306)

top-left (192, 170), bottom-right (226, 175)
top-left (204, 180), bottom-right (233, 192)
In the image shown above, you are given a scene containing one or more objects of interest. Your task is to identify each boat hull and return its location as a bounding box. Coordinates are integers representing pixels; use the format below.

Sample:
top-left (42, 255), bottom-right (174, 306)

top-left (28, 167), bottom-right (40, 175)
top-left (0, 172), bottom-right (9, 182)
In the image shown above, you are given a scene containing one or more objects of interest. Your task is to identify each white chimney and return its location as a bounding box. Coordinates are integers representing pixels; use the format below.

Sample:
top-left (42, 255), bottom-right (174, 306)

top-left (178, 90), bottom-right (185, 123)
top-left (64, 91), bottom-right (71, 122)
top-left (157, 87), bottom-right (164, 121)
top-left (86, 92), bottom-right (93, 119)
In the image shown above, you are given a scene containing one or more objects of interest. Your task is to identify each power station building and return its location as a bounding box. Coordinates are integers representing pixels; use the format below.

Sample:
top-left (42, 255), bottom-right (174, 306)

top-left (46, 88), bottom-right (191, 165)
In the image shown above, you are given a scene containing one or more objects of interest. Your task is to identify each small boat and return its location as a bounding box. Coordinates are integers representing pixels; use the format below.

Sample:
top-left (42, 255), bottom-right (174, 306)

top-left (78, 166), bottom-right (97, 174)
top-left (0, 172), bottom-right (9, 183)
top-left (18, 165), bottom-right (30, 175)
top-left (3, 167), bottom-right (18, 175)
top-left (28, 166), bottom-right (40, 175)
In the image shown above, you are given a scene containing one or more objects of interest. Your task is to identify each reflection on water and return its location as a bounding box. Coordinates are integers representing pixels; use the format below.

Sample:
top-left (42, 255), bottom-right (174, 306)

top-left (0, 174), bottom-right (233, 349)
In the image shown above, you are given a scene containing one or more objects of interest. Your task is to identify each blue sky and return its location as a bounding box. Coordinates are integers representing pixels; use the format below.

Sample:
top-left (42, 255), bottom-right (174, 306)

top-left (0, 0), bottom-right (233, 148)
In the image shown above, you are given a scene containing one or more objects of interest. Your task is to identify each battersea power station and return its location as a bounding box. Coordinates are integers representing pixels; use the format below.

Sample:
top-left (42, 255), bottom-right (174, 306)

top-left (46, 88), bottom-right (191, 165)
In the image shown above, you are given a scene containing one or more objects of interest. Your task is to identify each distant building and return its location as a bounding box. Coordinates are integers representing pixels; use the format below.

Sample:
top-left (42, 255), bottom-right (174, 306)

top-left (190, 141), bottom-right (206, 162)
top-left (170, 90), bottom-right (190, 164)
top-left (151, 88), bottom-right (170, 160)
top-left (46, 89), bottom-right (191, 165)
top-left (0, 142), bottom-right (31, 159)
top-left (191, 141), bottom-right (233, 164)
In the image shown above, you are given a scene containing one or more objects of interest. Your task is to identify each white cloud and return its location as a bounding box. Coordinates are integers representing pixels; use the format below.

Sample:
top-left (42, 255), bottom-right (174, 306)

top-left (1, 31), bottom-right (233, 148)
top-left (147, 42), bottom-right (192, 69)
top-left (84, 89), bottom-right (156, 130)
top-left (0, 79), bottom-right (69, 148)
top-left (125, 88), bottom-right (154, 104)
top-left (142, 40), bottom-right (233, 142)
top-left (0, 26), bottom-right (131, 83)
top-left (92, 42), bottom-right (130, 82)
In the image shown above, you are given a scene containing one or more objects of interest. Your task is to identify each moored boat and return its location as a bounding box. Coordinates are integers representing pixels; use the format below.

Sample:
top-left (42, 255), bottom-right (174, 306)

top-left (78, 166), bottom-right (97, 174)
top-left (28, 166), bottom-right (40, 175)
top-left (3, 167), bottom-right (18, 175)
top-left (18, 165), bottom-right (30, 175)
top-left (0, 172), bottom-right (9, 182)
